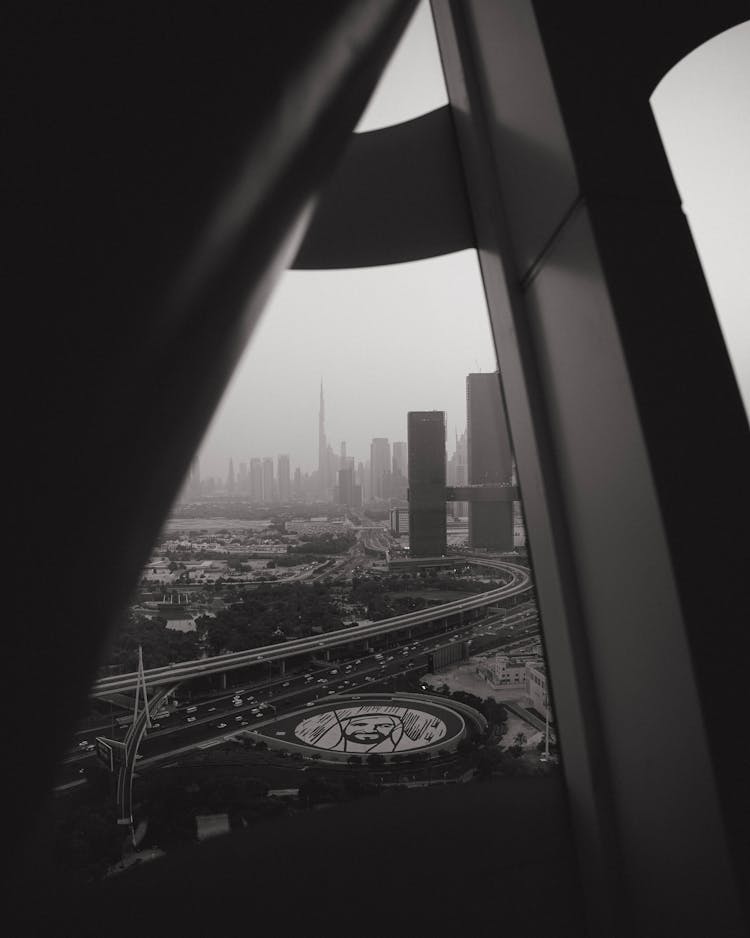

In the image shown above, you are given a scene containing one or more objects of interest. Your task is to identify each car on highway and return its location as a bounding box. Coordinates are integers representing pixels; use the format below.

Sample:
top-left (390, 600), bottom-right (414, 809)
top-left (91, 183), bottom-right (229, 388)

top-left (305, 702), bottom-right (314, 707)
top-left (233, 700), bottom-right (243, 707)
top-left (208, 707), bottom-right (216, 712)
top-left (282, 682), bottom-right (290, 687)
top-left (77, 740), bottom-right (89, 750)
top-left (187, 717), bottom-right (196, 723)
top-left (217, 723), bottom-right (227, 729)
top-left (354, 659), bottom-right (361, 665)
top-left (151, 722), bottom-right (161, 729)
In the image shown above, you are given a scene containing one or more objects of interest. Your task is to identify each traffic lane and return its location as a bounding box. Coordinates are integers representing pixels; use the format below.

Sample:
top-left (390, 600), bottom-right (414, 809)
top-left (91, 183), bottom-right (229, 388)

top-left (67, 611), bottom-right (539, 757)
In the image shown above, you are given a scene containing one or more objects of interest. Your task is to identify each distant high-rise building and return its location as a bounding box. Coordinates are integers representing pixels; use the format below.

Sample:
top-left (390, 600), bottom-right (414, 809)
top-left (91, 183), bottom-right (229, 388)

top-left (238, 461), bottom-right (248, 493)
top-left (318, 380), bottom-right (328, 498)
top-left (466, 372), bottom-right (514, 549)
top-left (227, 458), bottom-right (236, 494)
top-left (447, 429), bottom-right (469, 518)
top-left (408, 411), bottom-right (446, 556)
top-left (278, 454), bottom-right (291, 503)
top-left (293, 466), bottom-right (302, 499)
top-left (262, 457), bottom-right (275, 503)
top-left (338, 465), bottom-right (355, 507)
top-left (391, 440), bottom-right (408, 501)
top-left (392, 441), bottom-right (407, 477)
top-left (250, 457), bottom-right (263, 502)
top-left (370, 438), bottom-right (391, 501)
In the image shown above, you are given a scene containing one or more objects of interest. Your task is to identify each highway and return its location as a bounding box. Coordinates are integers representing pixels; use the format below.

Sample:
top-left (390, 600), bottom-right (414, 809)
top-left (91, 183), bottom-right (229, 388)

top-left (58, 602), bottom-right (540, 788)
top-left (90, 559), bottom-right (531, 697)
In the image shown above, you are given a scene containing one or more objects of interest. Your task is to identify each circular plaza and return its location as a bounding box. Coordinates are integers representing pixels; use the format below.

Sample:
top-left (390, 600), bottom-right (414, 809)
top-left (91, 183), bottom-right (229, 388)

top-left (247, 693), bottom-right (485, 763)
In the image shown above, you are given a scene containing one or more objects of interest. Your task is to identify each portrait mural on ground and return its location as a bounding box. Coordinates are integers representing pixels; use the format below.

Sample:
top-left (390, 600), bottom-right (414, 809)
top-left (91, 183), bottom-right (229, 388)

top-left (294, 705), bottom-right (448, 753)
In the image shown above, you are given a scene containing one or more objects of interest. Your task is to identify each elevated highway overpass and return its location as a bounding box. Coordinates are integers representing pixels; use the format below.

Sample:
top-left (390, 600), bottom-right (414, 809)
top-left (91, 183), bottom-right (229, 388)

top-left (90, 560), bottom-right (531, 698)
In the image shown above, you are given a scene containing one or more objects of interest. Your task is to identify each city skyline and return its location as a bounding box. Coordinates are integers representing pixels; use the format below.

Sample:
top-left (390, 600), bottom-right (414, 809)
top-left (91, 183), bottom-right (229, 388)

top-left (191, 9), bottom-right (748, 483)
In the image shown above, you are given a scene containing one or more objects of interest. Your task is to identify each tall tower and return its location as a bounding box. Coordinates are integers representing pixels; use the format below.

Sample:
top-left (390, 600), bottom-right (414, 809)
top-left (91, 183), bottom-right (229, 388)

top-left (370, 438), bottom-right (391, 501)
top-left (262, 457), bottom-right (275, 503)
top-left (318, 380), bottom-right (328, 498)
top-left (466, 372), bottom-right (514, 549)
top-left (407, 412), bottom-right (446, 556)
top-left (277, 454), bottom-right (291, 503)
top-left (227, 458), bottom-right (235, 494)
top-left (250, 457), bottom-right (263, 502)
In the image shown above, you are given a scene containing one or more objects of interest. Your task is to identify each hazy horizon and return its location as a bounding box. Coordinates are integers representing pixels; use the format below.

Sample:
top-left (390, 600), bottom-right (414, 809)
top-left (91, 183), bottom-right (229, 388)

top-left (194, 5), bottom-right (748, 484)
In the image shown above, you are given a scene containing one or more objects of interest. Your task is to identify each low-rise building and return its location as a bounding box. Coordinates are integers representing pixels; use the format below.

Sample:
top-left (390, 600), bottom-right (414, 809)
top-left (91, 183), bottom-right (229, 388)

top-left (476, 654), bottom-right (528, 687)
top-left (526, 660), bottom-right (553, 723)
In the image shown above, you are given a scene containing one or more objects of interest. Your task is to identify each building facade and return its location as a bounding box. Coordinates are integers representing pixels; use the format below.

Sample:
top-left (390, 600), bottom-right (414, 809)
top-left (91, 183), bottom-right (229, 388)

top-left (407, 411), bottom-right (446, 557)
top-left (466, 372), bottom-right (514, 550)
top-left (277, 454), bottom-right (291, 503)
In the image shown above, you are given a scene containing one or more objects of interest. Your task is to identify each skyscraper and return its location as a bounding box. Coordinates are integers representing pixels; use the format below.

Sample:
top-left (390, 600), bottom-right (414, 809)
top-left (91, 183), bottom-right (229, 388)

top-left (466, 372), bottom-right (514, 549)
top-left (262, 456), bottom-right (275, 503)
top-left (227, 458), bottom-right (235, 494)
top-left (277, 454), bottom-right (290, 503)
top-left (370, 437), bottom-right (391, 502)
top-left (250, 458), bottom-right (263, 502)
top-left (318, 380), bottom-right (328, 499)
top-left (392, 441), bottom-right (407, 478)
top-left (407, 411), bottom-right (446, 556)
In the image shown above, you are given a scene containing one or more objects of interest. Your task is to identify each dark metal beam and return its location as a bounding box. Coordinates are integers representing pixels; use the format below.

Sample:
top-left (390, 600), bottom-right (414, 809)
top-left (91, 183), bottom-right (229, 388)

top-left (293, 106), bottom-right (475, 268)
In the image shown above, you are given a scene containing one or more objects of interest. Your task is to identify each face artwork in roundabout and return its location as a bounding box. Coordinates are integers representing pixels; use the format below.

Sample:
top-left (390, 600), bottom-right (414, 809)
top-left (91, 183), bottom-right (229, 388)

top-left (294, 703), bottom-right (452, 754)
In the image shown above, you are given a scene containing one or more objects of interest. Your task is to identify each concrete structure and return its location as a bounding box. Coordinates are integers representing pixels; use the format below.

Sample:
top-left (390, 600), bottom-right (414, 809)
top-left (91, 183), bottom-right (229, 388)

top-left (526, 660), bottom-right (552, 723)
top-left (407, 411), bottom-right (446, 557)
top-left (476, 654), bottom-right (529, 688)
top-left (389, 506), bottom-right (409, 535)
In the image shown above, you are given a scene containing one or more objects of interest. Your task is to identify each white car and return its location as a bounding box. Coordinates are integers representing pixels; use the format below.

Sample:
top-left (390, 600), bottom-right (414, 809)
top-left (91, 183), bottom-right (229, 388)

top-left (217, 723), bottom-right (227, 729)
top-left (187, 717), bottom-right (196, 723)
top-left (235, 716), bottom-right (243, 722)
top-left (305, 702), bottom-right (314, 707)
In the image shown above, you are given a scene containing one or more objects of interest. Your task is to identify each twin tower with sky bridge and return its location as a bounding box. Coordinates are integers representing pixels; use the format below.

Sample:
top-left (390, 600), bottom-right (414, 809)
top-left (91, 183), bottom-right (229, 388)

top-left (408, 372), bottom-right (518, 557)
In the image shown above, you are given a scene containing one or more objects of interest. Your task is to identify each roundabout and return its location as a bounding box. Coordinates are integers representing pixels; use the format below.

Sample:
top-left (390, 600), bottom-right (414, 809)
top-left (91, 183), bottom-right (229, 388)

top-left (246, 693), bottom-right (484, 762)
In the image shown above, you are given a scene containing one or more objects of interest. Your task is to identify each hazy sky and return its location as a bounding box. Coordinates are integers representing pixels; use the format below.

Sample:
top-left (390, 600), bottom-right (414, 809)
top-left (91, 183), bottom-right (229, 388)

top-left (197, 4), bottom-right (748, 481)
